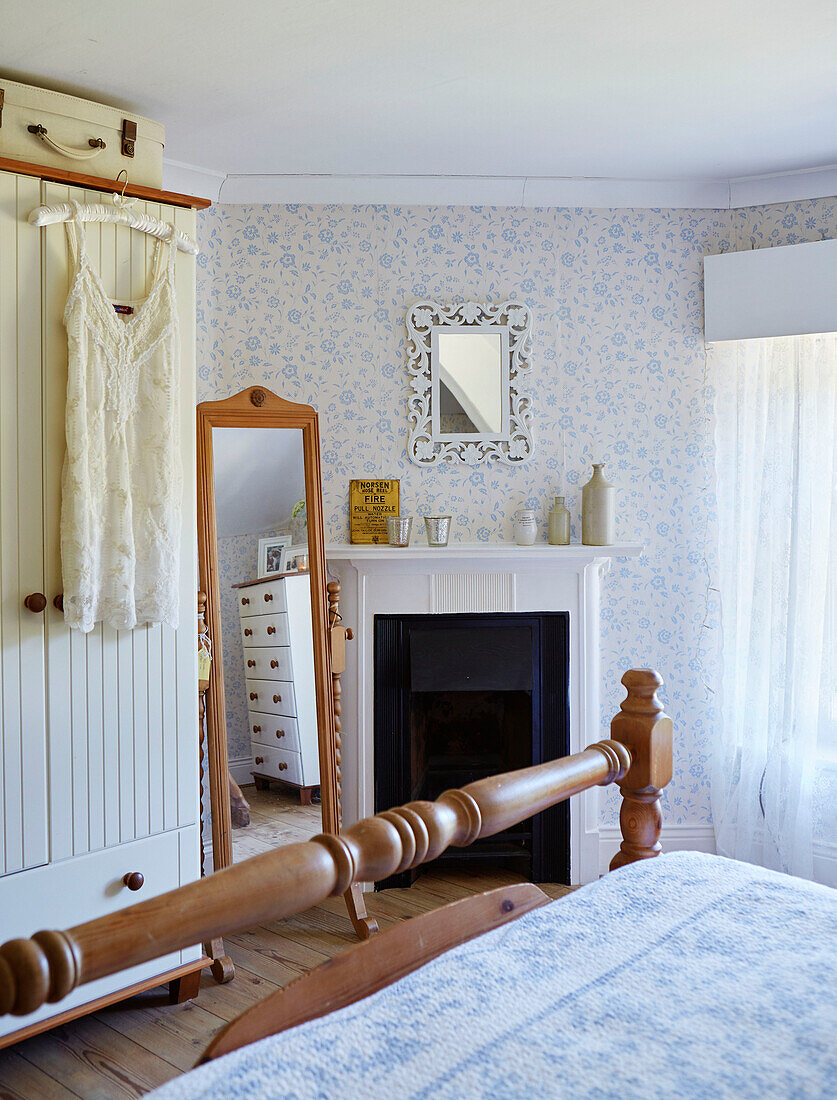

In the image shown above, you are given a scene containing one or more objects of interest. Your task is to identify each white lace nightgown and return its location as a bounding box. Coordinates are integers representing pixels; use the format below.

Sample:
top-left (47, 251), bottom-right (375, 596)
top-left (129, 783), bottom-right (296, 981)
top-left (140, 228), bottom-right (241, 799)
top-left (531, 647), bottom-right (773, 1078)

top-left (61, 203), bottom-right (182, 632)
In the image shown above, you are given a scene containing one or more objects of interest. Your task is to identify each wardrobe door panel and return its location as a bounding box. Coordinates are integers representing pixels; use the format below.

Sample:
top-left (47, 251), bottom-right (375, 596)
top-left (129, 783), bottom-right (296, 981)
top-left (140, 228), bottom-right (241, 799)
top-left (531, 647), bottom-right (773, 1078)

top-left (0, 171), bottom-right (48, 877)
top-left (147, 623), bottom-right (166, 835)
top-left (41, 182), bottom-right (199, 859)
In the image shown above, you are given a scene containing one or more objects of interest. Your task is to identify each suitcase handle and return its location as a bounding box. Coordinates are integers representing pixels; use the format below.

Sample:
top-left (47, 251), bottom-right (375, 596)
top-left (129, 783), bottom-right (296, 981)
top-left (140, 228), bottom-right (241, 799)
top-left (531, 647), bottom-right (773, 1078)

top-left (28, 124), bottom-right (107, 162)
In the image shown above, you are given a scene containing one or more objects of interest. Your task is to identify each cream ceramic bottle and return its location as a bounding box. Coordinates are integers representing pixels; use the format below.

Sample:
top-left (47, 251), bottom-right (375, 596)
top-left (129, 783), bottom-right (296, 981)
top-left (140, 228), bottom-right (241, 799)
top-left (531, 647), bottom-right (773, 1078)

top-left (581, 464), bottom-right (616, 545)
top-left (548, 495), bottom-right (571, 545)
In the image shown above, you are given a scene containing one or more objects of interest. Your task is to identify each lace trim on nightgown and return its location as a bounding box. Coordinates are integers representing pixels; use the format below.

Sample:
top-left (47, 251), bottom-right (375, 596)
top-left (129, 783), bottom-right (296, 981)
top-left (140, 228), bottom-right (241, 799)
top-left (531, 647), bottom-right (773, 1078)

top-left (60, 202), bottom-right (183, 633)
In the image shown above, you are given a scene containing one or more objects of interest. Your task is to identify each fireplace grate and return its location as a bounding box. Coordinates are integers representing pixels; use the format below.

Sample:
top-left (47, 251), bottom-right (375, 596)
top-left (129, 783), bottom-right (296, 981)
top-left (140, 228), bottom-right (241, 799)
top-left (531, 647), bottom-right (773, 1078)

top-left (374, 612), bottom-right (569, 888)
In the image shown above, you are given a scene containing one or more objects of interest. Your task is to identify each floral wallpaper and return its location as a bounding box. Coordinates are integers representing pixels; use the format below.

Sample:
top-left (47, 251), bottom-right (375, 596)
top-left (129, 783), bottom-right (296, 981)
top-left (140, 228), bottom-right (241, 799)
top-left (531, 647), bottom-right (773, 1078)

top-left (217, 533), bottom-right (259, 762)
top-left (196, 196), bottom-right (837, 830)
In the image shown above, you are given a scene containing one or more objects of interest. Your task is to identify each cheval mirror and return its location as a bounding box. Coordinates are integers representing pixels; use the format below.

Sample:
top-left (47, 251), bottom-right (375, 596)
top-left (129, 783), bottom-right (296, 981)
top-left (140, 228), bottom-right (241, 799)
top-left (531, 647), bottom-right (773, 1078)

top-left (197, 386), bottom-right (374, 940)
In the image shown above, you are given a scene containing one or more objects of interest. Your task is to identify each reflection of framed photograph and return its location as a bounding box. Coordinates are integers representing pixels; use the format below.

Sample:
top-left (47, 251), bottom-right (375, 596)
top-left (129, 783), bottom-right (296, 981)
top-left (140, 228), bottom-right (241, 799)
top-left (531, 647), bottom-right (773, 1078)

top-left (258, 535), bottom-right (292, 577)
top-left (284, 544), bottom-right (309, 572)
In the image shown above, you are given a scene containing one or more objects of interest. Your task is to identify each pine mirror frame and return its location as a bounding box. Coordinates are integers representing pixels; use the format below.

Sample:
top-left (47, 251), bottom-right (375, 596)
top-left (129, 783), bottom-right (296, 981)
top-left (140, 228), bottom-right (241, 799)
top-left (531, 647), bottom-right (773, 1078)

top-left (406, 300), bottom-right (534, 466)
top-left (196, 387), bottom-right (339, 871)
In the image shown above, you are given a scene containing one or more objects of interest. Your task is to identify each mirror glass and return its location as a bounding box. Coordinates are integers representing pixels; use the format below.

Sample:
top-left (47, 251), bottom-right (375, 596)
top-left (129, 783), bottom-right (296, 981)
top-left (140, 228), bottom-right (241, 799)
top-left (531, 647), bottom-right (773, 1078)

top-left (435, 331), bottom-right (504, 436)
top-left (211, 426), bottom-right (320, 862)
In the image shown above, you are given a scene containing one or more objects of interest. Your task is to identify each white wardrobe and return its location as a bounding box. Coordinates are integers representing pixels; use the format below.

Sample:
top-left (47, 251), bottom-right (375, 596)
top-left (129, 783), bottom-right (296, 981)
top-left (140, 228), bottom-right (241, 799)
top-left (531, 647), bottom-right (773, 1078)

top-left (0, 169), bottom-right (202, 1043)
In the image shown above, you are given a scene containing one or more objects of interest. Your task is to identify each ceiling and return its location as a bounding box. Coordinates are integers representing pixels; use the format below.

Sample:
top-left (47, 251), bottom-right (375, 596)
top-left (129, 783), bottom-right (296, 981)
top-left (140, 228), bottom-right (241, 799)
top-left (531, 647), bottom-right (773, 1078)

top-left (3, 0), bottom-right (837, 187)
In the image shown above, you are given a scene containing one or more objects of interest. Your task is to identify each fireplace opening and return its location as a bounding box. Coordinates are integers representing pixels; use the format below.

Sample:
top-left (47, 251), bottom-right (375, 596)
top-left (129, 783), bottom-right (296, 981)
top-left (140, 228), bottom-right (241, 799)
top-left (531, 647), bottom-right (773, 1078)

top-left (374, 612), bottom-right (569, 888)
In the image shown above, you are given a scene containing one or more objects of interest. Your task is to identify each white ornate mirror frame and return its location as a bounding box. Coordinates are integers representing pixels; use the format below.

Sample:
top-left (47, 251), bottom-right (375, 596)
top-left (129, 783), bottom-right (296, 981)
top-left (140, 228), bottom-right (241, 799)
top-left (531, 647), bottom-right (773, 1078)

top-left (406, 300), bottom-right (534, 466)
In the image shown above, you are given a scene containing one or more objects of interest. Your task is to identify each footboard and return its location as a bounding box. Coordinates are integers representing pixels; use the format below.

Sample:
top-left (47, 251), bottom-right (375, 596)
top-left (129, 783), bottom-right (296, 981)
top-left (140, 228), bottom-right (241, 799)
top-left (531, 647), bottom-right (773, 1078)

top-left (0, 668), bottom-right (672, 1019)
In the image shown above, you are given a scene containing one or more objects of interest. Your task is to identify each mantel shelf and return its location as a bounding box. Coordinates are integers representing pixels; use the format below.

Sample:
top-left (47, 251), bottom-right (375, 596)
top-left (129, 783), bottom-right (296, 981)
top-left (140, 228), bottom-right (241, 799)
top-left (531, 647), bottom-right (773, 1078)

top-left (326, 542), bottom-right (643, 564)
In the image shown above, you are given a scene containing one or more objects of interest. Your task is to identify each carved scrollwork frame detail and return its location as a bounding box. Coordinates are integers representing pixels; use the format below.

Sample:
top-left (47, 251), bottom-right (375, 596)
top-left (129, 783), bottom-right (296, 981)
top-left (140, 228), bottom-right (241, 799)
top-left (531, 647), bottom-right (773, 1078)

top-left (406, 300), bottom-right (534, 466)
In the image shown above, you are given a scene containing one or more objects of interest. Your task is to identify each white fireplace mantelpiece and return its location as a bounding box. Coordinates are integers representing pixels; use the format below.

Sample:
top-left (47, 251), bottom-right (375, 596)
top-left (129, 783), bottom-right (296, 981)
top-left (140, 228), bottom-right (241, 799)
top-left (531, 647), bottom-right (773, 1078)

top-left (326, 541), bottom-right (643, 885)
top-left (325, 542), bottom-right (642, 561)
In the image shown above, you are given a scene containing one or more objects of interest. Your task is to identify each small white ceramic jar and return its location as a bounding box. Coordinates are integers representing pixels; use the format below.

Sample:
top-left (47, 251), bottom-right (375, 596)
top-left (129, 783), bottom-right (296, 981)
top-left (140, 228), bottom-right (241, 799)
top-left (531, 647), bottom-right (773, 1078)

top-left (514, 508), bottom-right (538, 545)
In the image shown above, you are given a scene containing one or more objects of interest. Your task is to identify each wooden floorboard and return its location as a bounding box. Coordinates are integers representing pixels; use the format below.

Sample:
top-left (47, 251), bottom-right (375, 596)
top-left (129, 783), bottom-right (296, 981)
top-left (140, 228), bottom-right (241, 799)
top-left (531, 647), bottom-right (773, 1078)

top-left (0, 1050), bottom-right (79, 1100)
top-left (0, 784), bottom-right (573, 1098)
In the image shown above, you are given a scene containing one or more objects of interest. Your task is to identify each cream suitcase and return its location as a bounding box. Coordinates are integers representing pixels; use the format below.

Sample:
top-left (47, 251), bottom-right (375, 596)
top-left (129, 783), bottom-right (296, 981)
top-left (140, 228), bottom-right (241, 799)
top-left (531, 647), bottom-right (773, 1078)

top-left (0, 77), bottom-right (164, 187)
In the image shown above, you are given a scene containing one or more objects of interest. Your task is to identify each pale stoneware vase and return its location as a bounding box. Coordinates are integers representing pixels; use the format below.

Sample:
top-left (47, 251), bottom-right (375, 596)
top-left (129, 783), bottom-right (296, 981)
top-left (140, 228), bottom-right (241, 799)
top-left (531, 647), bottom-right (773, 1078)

top-left (514, 508), bottom-right (538, 545)
top-left (581, 464), bottom-right (616, 545)
top-left (548, 495), bottom-right (571, 545)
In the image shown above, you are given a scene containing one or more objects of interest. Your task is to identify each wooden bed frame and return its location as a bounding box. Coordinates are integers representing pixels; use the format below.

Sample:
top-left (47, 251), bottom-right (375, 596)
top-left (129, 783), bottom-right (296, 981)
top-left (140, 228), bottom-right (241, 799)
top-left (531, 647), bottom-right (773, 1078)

top-left (0, 668), bottom-right (672, 1062)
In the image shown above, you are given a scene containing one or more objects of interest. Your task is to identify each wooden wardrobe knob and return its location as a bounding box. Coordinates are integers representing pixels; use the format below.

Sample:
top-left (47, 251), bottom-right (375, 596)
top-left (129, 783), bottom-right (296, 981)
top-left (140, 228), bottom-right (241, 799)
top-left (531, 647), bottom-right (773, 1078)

top-left (264, 593), bottom-right (273, 602)
top-left (23, 592), bottom-right (47, 613)
top-left (254, 756), bottom-right (264, 765)
top-left (266, 626), bottom-right (276, 635)
top-left (253, 725), bottom-right (261, 733)
top-left (247, 660), bottom-right (256, 668)
top-left (122, 872), bottom-right (144, 891)
top-left (241, 597), bottom-right (250, 606)
top-left (273, 694), bottom-right (281, 703)
top-left (270, 660), bottom-right (279, 669)
top-left (278, 762), bottom-right (287, 772)
top-left (249, 692), bottom-right (258, 700)
top-left (53, 593), bottom-right (64, 611)
top-left (244, 628), bottom-right (253, 637)
top-left (275, 730), bottom-right (285, 739)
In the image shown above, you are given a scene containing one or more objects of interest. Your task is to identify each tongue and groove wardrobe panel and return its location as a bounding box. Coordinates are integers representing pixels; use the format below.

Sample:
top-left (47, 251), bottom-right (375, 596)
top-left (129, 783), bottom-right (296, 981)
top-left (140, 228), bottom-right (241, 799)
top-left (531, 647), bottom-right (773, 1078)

top-left (0, 171), bottom-right (48, 877)
top-left (40, 181), bottom-right (199, 862)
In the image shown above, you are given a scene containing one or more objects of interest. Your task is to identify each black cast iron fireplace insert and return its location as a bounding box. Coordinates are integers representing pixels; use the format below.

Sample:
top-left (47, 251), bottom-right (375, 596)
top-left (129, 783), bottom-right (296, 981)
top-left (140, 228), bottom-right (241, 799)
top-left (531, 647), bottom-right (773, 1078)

top-left (373, 612), bottom-right (570, 889)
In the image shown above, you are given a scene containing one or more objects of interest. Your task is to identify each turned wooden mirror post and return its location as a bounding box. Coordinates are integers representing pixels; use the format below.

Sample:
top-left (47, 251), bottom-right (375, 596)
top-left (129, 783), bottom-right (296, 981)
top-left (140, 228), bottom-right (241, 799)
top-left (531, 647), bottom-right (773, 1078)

top-left (197, 386), bottom-right (373, 939)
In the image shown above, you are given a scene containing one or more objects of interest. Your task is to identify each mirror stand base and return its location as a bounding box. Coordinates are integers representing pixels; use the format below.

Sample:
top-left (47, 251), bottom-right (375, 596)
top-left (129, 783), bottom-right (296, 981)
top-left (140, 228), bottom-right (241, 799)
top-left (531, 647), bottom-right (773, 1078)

top-left (344, 883), bottom-right (379, 940)
top-left (204, 937), bottom-right (235, 984)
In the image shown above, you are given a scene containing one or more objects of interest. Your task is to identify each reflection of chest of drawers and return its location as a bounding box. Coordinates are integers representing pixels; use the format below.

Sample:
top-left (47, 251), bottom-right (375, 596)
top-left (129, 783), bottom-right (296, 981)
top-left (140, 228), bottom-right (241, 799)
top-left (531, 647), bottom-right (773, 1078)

top-left (235, 573), bottom-right (320, 803)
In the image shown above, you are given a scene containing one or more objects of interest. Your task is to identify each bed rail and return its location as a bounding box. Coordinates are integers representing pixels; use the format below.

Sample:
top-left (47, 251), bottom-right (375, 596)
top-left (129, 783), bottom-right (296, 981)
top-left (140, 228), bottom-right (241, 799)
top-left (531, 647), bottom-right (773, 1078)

top-left (0, 668), bottom-right (671, 1019)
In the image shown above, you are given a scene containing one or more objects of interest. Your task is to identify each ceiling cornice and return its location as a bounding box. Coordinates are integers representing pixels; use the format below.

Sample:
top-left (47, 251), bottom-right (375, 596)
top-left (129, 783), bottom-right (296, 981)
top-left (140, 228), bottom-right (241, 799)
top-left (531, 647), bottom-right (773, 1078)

top-left (163, 161), bottom-right (837, 211)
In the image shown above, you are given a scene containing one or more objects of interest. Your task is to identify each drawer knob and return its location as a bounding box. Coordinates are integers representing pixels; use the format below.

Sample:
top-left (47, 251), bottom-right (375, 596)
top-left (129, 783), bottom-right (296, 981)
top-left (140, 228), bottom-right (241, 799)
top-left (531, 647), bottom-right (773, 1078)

top-left (255, 755), bottom-right (264, 765)
top-left (247, 660), bottom-right (256, 668)
top-left (53, 593), bottom-right (64, 611)
top-left (273, 694), bottom-right (281, 703)
top-left (264, 593), bottom-right (273, 602)
top-left (253, 725), bottom-right (262, 733)
top-left (270, 660), bottom-right (279, 669)
top-left (244, 628), bottom-right (253, 637)
top-left (23, 592), bottom-right (47, 613)
top-left (267, 626), bottom-right (276, 635)
top-left (278, 762), bottom-right (288, 772)
top-left (249, 692), bottom-right (258, 700)
top-left (275, 729), bottom-right (285, 739)
top-left (123, 872), bottom-right (144, 891)
top-left (241, 597), bottom-right (250, 605)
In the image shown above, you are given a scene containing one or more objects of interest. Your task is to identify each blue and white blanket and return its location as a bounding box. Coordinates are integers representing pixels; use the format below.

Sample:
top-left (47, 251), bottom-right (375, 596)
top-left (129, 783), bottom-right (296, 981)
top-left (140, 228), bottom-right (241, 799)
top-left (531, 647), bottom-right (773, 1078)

top-left (150, 852), bottom-right (836, 1099)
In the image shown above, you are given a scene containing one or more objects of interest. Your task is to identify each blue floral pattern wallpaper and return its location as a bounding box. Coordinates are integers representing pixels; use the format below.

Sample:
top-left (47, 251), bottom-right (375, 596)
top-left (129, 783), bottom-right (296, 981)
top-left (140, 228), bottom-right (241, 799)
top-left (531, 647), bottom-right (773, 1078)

top-left (196, 197), bottom-right (837, 830)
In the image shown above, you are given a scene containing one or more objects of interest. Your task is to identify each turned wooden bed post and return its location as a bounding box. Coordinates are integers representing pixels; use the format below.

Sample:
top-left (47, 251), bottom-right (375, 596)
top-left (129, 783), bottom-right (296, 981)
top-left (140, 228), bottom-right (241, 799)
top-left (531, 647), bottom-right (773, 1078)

top-left (198, 591), bottom-right (235, 984)
top-left (0, 669), bottom-right (674, 1020)
top-left (328, 579), bottom-right (378, 940)
top-left (609, 669), bottom-right (673, 870)
top-left (0, 737), bottom-right (634, 1017)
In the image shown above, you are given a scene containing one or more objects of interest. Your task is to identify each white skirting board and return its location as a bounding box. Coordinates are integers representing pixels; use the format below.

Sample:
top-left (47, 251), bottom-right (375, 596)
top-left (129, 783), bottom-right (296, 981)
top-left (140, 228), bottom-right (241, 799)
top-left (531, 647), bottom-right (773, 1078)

top-left (229, 755), bottom-right (255, 787)
top-left (814, 844), bottom-right (837, 887)
top-left (598, 825), bottom-right (716, 876)
top-left (599, 826), bottom-right (836, 887)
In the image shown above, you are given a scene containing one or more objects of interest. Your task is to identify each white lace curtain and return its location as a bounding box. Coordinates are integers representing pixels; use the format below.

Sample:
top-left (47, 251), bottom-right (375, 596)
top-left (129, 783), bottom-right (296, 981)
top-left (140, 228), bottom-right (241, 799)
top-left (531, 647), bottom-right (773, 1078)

top-left (710, 334), bottom-right (837, 881)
